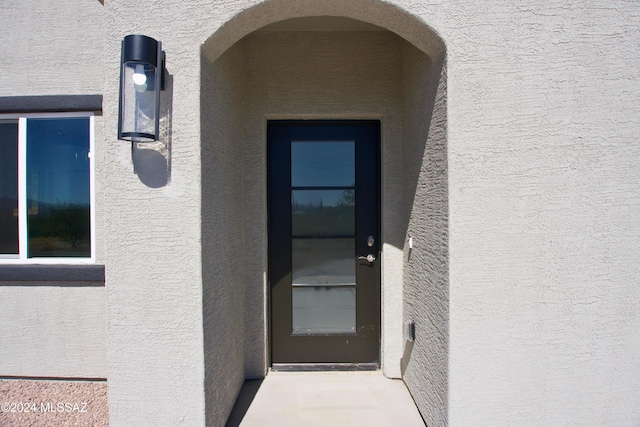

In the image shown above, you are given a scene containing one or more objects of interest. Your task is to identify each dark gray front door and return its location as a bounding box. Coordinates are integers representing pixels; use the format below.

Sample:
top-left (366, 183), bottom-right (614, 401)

top-left (268, 120), bottom-right (380, 366)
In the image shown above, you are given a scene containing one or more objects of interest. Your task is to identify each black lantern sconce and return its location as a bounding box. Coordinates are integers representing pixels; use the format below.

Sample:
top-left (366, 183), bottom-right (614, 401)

top-left (118, 34), bottom-right (165, 142)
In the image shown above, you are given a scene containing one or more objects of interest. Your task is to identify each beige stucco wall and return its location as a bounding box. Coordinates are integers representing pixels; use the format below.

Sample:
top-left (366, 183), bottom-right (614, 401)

top-left (443, 3), bottom-right (640, 425)
top-left (0, 0), bottom-right (107, 380)
top-left (401, 42), bottom-right (449, 426)
top-left (0, 0), bottom-right (104, 97)
top-left (201, 44), bottom-right (247, 425)
top-left (105, 1), bottom-right (206, 424)
top-left (0, 287), bottom-right (107, 378)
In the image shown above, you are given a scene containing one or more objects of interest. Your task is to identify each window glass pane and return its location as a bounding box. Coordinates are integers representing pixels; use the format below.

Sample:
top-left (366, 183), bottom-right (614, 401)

top-left (0, 121), bottom-right (19, 255)
top-left (27, 118), bottom-right (90, 257)
top-left (292, 286), bottom-right (356, 335)
top-left (292, 189), bottom-right (355, 236)
top-left (291, 141), bottom-right (355, 187)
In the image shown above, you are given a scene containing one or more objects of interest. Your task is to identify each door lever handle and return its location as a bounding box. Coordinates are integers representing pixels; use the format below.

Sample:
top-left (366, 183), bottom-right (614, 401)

top-left (358, 254), bottom-right (376, 263)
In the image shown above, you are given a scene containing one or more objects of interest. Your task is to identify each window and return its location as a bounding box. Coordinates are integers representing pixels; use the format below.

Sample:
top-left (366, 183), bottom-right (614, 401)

top-left (0, 113), bottom-right (94, 262)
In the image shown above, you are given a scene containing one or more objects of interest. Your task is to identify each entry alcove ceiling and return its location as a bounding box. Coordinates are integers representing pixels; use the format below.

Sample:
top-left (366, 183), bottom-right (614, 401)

top-left (257, 16), bottom-right (387, 32)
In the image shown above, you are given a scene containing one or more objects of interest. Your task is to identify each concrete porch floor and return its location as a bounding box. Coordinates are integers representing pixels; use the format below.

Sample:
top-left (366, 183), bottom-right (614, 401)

top-left (225, 371), bottom-right (425, 427)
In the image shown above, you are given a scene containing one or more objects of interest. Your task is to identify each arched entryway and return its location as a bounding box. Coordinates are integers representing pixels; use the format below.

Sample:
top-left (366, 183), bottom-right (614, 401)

top-left (200, 2), bottom-right (448, 425)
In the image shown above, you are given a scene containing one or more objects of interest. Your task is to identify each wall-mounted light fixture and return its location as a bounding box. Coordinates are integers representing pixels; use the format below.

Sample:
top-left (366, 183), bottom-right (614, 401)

top-left (118, 34), bottom-right (165, 142)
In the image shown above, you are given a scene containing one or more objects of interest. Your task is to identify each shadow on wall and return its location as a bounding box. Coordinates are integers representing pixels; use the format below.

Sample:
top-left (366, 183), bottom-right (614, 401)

top-left (401, 338), bottom-right (415, 374)
top-left (400, 50), bottom-right (449, 427)
top-left (132, 72), bottom-right (173, 188)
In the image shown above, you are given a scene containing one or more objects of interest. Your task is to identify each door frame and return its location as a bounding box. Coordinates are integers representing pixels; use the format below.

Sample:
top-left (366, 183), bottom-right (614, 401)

top-left (267, 119), bottom-right (382, 369)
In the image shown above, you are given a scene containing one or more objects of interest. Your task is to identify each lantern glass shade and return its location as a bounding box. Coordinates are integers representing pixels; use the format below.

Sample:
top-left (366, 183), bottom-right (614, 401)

top-left (118, 35), bottom-right (162, 142)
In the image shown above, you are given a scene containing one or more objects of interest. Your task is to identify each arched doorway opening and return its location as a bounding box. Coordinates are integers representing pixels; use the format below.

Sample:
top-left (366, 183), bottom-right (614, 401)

top-left (201, 3), bottom-right (447, 425)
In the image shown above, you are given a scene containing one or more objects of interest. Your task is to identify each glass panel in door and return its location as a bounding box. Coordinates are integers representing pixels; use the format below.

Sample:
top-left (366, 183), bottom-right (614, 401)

top-left (291, 140), bottom-right (356, 335)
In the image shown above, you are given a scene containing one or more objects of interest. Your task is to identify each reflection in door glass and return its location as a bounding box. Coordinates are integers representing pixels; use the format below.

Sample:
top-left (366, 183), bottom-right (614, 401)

top-left (290, 139), bottom-right (358, 336)
top-left (291, 141), bottom-right (355, 187)
top-left (292, 190), bottom-right (355, 236)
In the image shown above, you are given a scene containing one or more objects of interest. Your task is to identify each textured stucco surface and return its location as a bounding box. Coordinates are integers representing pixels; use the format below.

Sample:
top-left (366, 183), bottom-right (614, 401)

top-left (401, 44), bottom-right (448, 426)
top-left (201, 46), bottom-right (246, 426)
top-left (0, 0), bottom-right (104, 96)
top-left (104, 1), bottom-right (207, 425)
top-left (444, 2), bottom-right (640, 424)
top-left (0, 287), bottom-right (106, 378)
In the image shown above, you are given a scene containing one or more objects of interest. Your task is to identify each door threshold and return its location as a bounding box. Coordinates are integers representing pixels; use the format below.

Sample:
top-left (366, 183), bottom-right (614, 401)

top-left (271, 363), bottom-right (378, 372)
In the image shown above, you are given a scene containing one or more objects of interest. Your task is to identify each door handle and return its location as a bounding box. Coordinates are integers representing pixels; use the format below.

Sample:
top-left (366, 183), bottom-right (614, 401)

top-left (358, 254), bottom-right (376, 263)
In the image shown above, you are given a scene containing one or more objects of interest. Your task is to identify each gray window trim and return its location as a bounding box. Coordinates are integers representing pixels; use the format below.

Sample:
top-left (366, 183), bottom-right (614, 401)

top-left (0, 95), bottom-right (102, 114)
top-left (0, 265), bottom-right (105, 287)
